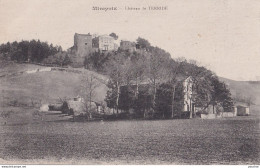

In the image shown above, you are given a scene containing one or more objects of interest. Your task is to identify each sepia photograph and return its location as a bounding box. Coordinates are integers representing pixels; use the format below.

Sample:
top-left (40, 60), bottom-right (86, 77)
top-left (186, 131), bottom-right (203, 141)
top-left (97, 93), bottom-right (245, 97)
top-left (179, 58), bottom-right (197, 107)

top-left (0, 0), bottom-right (259, 166)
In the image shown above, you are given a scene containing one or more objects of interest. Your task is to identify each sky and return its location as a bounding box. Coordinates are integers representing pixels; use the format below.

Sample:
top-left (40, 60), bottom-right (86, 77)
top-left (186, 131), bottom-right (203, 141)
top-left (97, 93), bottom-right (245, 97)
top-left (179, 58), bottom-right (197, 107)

top-left (0, 0), bottom-right (259, 81)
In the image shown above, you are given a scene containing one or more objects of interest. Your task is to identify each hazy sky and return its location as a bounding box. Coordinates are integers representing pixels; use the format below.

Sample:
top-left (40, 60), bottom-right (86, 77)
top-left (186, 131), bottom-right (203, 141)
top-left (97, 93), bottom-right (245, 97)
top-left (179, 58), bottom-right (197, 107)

top-left (0, 0), bottom-right (259, 81)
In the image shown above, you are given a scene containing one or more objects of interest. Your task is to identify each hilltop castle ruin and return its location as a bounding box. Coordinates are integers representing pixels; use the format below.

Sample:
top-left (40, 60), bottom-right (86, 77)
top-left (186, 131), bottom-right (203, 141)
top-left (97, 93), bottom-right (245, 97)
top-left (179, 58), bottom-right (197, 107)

top-left (68, 33), bottom-right (139, 66)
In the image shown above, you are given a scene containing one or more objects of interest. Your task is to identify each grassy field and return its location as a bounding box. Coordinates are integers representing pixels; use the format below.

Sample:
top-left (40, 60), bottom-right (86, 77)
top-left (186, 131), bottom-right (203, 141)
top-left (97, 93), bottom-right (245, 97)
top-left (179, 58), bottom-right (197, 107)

top-left (0, 112), bottom-right (259, 164)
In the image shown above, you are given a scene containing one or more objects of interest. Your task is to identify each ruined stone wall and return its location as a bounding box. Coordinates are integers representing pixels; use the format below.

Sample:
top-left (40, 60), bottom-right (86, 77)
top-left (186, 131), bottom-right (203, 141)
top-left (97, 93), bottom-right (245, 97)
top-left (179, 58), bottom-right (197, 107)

top-left (120, 41), bottom-right (136, 52)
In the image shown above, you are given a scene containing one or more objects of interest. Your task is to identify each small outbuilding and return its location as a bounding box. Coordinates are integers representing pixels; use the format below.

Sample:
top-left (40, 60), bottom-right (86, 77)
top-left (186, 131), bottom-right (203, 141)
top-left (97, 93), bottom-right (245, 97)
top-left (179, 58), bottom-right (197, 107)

top-left (63, 96), bottom-right (104, 117)
top-left (234, 101), bottom-right (250, 116)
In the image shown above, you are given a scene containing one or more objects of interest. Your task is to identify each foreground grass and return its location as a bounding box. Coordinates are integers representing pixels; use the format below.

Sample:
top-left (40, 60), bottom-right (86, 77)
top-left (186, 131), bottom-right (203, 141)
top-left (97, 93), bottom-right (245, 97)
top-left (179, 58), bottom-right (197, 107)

top-left (0, 114), bottom-right (259, 164)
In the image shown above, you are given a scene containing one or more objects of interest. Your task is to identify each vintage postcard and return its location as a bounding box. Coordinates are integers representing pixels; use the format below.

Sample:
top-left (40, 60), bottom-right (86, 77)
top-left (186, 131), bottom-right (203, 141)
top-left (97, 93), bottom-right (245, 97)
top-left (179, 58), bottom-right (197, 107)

top-left (0, 0), bottom-right (259, 166)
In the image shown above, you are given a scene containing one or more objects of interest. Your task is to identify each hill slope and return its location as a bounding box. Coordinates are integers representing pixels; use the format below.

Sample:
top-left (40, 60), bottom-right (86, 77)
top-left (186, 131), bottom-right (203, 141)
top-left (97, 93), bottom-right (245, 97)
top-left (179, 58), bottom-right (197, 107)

top-left (0, 63), bottom-right (109, 108)
top-left (219, 77), bottom-right (260, 116)
top-left (219, 77), bottom-right (260, 105)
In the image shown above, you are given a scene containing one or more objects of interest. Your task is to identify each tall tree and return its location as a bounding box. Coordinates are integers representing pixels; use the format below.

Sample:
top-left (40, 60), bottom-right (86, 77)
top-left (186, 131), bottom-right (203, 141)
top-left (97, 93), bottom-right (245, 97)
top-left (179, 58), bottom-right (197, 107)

top-left (136, 37), bottom-right (151, 49)
top-left (129, 52), bottom-right (148, 99)
top-left (109, 32), bottom-right (119, 40)
top-left (116, 53), bottom-right (149, 116)
top-left (104, 52), bottom-right (130, 113)
top-left (165, 60), bottom-right (182, 118)
top-left (43, 52), bottom-right (71, 66)
top-left (79, 74), bottom-right (101, 119)
top-left (146, 49), bottom-right (169, 115)
top-left (178, 60), bottom-right (215, 117)
top-left (211, 78), bottom-right (234, 112)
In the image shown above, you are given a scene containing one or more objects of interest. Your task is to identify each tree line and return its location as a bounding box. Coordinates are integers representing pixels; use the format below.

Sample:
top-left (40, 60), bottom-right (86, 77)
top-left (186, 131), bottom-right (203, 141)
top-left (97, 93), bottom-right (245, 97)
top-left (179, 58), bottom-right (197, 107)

top-left (0, 40), bottom-right (72, 66)
top-left (84, 37), bottom-right (234, 119)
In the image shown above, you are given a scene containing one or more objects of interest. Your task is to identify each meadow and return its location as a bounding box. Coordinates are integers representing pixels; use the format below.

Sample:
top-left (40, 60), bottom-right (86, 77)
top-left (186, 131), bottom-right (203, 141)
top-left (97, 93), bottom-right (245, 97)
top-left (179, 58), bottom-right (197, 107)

top-left (0, 112), bottom-right (259, 164)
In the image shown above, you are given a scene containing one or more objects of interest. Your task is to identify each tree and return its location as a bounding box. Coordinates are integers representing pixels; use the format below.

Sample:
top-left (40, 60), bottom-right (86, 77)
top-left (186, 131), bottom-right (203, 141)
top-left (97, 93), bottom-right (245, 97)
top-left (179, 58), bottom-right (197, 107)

top-left (146, 49), bottom-right (169, 116)
top-left (0, 40), bottom-right (62, 63)
top-left (177, 60), bottom-right (217, 118)
top-left (179, 60), bottom-right (234, 114)
top-left (109, 32), bottom-right (118, 40)
top-left (84, 51), bottom-right (111, 72)
top-left (156, 83), bottom-right (172, 118)
top-left (136, 37), bottom-right (151, 49)
top-left (211, 78), bottom-right (234, 112)
top-left (156, 81), bottom-right (184, 119)
top-left (129, 52), bottom-right (148, 98)
top-left (43, 52), bottom-right (71, 66)
top-left (165, 60), bottom-right (182, 118)
top-left (62, 54), bottom-right (72, 66)
top-left (105, 80), bottom-right (117, 113)
top-left (104, 52), bottom-right (130, 114)
top-left (78, 74), bottom-right (101, 119)
top-left (124, 53), bottom-right (148, 116)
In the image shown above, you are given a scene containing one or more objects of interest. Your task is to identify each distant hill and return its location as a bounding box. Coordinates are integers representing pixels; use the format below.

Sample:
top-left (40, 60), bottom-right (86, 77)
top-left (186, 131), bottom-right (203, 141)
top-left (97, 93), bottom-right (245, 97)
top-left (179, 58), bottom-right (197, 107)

top-left (219, 77), bottom-right (260, 116)
top-left (219, 77), bottom-right (260, 105)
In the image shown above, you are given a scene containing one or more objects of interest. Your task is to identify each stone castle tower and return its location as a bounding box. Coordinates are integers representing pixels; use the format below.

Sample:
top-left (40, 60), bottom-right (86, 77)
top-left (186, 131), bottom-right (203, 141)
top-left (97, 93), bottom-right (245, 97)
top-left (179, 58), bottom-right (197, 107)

top-left (74, 33), bottom-right (92, 57)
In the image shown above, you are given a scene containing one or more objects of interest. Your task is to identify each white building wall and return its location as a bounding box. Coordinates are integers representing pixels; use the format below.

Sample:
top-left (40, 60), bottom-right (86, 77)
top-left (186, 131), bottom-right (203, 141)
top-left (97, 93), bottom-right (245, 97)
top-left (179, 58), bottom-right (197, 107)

top-left (245, 107), bottom-right (250, 115)
top-left (99, 35), bottom-right (114, 51)
top-left (183, 77), bottom-right (193, 112)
